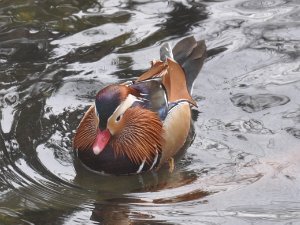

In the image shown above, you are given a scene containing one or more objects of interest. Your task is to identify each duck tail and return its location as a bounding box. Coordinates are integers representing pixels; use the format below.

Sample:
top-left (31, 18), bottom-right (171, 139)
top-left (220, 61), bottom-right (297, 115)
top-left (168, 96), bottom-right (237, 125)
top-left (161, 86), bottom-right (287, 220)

top-left (160, 42), bottom-right (173, 61)
top-left (160, 36), bottom-right (207, 93)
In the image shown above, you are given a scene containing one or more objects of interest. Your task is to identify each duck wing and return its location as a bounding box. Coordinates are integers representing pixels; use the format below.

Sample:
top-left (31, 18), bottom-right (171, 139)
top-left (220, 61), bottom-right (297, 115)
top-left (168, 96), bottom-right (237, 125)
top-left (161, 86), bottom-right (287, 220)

top-left (130, 79), bottom-right (168, 121)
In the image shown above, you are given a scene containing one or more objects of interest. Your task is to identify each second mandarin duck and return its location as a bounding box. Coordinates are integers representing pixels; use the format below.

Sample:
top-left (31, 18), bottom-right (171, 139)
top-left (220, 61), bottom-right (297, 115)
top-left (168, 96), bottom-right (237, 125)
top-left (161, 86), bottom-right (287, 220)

top-left (73, 36), bottom-right (207, 175)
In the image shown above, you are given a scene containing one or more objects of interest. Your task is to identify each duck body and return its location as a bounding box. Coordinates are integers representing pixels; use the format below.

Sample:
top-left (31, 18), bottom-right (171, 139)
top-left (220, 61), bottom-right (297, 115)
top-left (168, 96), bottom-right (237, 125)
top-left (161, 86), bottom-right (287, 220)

top-left (73, 36), bottom-right (206, 175)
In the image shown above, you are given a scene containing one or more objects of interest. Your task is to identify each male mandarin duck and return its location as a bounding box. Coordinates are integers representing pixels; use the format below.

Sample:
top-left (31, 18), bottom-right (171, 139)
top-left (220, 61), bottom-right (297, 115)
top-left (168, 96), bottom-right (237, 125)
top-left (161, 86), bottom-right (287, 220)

top-left (73, 36), bottom-right (207, 175)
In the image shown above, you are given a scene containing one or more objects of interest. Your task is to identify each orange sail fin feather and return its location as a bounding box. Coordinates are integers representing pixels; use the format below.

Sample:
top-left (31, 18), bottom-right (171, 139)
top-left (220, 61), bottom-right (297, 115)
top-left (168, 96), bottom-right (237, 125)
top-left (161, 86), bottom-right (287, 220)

top-left (136, 59), bottom-right (197, 106)
top-left (136, 60), bottom-right (167, 81)
top-left (163, 58), bottom-right (197, 106)
top-left (73, 36), bottom-right (207, 175)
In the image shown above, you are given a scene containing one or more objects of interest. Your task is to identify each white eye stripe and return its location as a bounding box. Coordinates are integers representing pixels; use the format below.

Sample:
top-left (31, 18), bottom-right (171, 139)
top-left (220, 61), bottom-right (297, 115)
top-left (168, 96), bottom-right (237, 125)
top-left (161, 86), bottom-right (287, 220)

top-left (108, 94), bottom-right (141, 123)
top-left (115, 94), bottom-right (140, 115)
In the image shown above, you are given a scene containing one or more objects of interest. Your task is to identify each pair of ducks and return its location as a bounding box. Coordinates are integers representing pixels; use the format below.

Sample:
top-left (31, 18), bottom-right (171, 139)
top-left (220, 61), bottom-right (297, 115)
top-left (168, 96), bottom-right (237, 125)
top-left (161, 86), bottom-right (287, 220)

top-left (73, 36), bottom-right (206, 175)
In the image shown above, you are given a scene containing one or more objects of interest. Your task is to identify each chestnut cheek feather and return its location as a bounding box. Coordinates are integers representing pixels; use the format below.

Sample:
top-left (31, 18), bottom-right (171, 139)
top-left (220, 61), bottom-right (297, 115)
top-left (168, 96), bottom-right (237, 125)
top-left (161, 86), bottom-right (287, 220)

top-left (111, 106), bottom-right (163, 165)
top-left (73, 105), bottom-right (99, 151)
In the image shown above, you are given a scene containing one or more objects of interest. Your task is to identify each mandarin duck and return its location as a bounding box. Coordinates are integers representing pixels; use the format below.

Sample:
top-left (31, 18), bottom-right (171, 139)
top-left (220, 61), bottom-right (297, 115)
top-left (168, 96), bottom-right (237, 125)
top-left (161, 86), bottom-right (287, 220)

top-left (73, 36), bottom-right (207, 175)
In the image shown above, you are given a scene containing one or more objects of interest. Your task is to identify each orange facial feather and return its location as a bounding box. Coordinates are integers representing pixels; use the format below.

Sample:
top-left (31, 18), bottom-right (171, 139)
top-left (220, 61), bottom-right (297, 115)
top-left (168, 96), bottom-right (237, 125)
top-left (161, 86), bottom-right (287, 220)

top-left (73, 105), bottom-right (98, 150)
top-left (110, 106), bottom-right (163, 165)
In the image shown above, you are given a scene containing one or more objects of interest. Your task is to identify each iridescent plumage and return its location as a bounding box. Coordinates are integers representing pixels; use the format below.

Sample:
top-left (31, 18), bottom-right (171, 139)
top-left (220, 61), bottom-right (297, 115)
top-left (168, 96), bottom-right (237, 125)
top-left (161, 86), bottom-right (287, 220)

top-left (73, 36), bottom-right (207, 175)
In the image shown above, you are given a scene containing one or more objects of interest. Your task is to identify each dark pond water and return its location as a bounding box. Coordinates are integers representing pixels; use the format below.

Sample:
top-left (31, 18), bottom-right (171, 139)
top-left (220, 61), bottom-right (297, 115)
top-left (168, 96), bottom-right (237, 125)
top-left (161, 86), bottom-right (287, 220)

top-left (0, 0), bottom-right (300, 224)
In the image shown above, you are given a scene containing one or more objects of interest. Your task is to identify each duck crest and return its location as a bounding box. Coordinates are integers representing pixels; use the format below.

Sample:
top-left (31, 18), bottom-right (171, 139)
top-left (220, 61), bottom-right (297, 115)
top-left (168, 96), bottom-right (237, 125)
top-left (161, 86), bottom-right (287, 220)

top-left (95, 85), bottom-right (139, 130)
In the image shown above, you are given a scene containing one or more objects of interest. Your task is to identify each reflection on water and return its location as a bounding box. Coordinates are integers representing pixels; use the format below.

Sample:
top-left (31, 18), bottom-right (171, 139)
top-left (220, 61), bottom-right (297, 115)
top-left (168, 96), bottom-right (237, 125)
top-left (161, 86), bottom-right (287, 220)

top-left (0, 0), bottom-right (300, 224)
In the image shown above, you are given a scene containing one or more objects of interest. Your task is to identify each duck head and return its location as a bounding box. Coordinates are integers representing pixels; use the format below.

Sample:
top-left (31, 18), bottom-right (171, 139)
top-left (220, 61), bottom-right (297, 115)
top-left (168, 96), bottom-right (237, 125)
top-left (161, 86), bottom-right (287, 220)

top-left (92, 84), bottom-right (138, 155)
top-left (73, 84), bottom-right (163, 174)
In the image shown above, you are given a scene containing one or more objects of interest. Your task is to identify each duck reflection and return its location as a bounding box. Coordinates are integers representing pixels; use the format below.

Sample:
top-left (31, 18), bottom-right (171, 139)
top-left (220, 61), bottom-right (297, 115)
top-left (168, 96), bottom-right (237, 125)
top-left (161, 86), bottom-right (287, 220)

top-left (72, 124), bottom-right (210, 224)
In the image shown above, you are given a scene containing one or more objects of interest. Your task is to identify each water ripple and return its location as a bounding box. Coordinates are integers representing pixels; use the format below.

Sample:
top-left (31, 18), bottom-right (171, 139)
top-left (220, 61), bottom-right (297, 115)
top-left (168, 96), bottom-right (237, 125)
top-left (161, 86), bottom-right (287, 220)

top-left (239, 0), bottom-right (288, 10)
top-left (285, 127), bottom-right (300, 139)
top-left (225, 119), bottom-right (273, 134)
top-left (230, 93), bottom-right (290, 113)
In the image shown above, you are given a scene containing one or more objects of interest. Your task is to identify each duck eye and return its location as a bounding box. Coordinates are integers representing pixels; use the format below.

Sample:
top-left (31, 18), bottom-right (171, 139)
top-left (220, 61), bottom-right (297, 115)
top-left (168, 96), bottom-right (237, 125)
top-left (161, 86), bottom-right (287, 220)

top-left (116, 114), bottom-right (122, 122)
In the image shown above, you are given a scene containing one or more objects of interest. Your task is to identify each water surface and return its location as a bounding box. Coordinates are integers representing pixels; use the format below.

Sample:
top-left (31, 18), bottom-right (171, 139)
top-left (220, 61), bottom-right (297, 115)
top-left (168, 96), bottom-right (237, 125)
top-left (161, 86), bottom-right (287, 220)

top-left (0, 0), bottom-right (300, 224)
